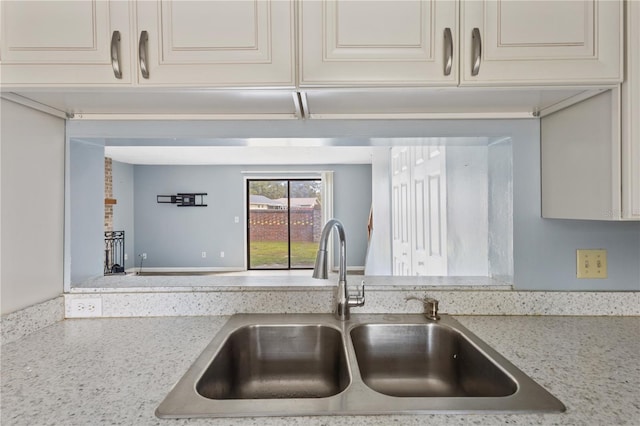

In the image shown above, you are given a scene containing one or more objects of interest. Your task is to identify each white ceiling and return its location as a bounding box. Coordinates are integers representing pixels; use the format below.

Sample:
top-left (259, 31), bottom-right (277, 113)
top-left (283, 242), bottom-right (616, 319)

top-left (104, 146), bottom-right (379, 165)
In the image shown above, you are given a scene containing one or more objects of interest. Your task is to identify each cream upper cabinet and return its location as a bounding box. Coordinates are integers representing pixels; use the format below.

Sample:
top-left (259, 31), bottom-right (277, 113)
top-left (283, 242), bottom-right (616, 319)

top-left (0, 0), bottom-right (132, 85)
top-left (461, 0), bottom-right (623, 85)
top-left (541, 1), bottom-right (637, 221)
top-left (0, 0), bottom-right (294, 88)
top-left (299, 0), bottom-right (458, 86)
top-left (621, 0), bottom-right (640, 219)
top-left (134, 0), bottom-right (294, 87)
top-left (1, 0), bottom-right (622, 89)
top-left (542, 85), bottom-right (638, 221)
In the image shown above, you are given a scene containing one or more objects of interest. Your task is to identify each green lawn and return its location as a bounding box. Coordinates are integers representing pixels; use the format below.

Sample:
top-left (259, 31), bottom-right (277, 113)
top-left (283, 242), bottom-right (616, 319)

top-left (249, 240), bottom-right (318, 269)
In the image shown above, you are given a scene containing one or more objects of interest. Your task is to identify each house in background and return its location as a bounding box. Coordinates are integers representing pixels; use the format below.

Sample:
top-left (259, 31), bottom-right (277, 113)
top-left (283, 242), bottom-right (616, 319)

top-left (274, 198), bottom-right (321, 210)
top-left (249, 195), bottom-right (287, 210)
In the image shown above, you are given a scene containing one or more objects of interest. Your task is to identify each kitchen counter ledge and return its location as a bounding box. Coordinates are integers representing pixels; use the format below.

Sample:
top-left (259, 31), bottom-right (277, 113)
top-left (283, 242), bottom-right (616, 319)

top-left (1, 315), bottom-right (638, 425)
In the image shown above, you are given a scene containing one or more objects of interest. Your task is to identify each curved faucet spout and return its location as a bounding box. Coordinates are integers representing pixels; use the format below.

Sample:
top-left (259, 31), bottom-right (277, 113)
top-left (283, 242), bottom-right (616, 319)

top-left (312, 219), bottom-right (346, 282)
top-left (312, 219), bottom-right (365, 320)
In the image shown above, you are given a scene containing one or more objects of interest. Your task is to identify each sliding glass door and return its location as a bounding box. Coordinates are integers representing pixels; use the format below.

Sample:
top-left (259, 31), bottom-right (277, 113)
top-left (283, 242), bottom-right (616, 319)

top-left (247, 179), bottom-right (321, 270)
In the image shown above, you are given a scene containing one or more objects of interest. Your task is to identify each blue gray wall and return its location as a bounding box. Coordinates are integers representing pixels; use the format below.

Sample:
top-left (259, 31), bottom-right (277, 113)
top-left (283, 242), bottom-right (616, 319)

top-left (133, 164), bottom-right (372, 269)
top-left (112, 160), bottom-right (135, 270)
top-left (365, 148), bottom-right (393, 275)
top-left (513, 123), bottom-right (640, 291)
top-left (331, 165), bottom-right (373, 269)
top-left (70, 140), bottom-right (104, 283)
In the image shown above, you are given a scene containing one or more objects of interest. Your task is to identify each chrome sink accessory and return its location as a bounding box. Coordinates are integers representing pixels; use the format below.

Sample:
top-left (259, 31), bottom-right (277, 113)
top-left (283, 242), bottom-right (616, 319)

top-left (156, 313), bottom-right (566, 418)
top-left (406, 296), bottom-right (440, 321)
top-left (312, 219), bottom-right (364, 320)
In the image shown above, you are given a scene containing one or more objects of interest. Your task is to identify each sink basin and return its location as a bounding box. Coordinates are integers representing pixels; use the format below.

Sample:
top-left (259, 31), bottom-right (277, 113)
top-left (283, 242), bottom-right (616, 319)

top-left (196, 325), bottom-right (349, 399)
top-left (350, 323), bottom-right (517, 398)
top-left (156, 313), bottom-right (565, 418)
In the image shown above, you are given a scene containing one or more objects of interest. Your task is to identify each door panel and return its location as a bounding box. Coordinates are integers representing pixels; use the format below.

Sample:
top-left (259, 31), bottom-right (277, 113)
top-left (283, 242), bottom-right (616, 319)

top-left (413, 146), bottom-right (447, 276)
top-left (3, 1), bottom-right (110, 63)
top-left (248, 180), bottom-right (289, 269)
top-left (461, 0), bottom-right (622, 85)
top-left (497, 1), bottom-right (590, 51)
top-left (247, 179), bottom-right (320, 270)
top-left (0, 0), bottom-right (131, 84)
top-left (300, 0), bottom-right (458, 86)
top-left (135, 0), bottom-right (294, 86)
top-left (391, 147), bottom-right (412, 275)
top-left (623, 0), bottom-right (640, 220)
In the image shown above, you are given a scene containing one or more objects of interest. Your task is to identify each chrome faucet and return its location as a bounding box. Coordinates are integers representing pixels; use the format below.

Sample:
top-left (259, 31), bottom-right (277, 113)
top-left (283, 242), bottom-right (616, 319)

top-left (312, 219), bottom-right (365, 320)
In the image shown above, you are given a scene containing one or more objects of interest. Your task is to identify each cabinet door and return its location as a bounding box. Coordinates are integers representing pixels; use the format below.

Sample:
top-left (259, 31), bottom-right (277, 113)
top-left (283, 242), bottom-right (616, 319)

top-left (300, 0), bottom-right (458, 86)
top-left (622, 0), bottom-right (640, 219)
top-left (134, 0), bottom-right (294, 87)
top-left (461, 0), bottom-right (622, 85)
top-left (0, 0), bottom-right (131, 85)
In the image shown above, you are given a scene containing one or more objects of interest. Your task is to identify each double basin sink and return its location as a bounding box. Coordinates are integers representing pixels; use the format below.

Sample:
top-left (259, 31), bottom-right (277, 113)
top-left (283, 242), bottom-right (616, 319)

top-left (156, 313), bottom-right (565, 418)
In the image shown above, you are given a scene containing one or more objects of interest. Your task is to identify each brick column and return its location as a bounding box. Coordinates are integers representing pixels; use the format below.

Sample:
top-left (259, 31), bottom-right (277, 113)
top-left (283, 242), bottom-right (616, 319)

top-left (104, 157), bottom-right (113, 232)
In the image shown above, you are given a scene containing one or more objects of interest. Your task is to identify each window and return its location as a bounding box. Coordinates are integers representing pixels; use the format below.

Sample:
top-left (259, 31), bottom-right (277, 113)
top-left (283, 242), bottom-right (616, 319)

top-left (247, 179), bottom-right (322, 269)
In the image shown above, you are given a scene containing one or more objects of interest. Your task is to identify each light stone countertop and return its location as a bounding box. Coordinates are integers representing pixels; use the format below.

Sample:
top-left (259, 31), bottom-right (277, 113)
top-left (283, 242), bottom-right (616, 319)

top-left (71, 274), bottom-right (512, 291)
top-left (2, 315), bottom-right (639, 426)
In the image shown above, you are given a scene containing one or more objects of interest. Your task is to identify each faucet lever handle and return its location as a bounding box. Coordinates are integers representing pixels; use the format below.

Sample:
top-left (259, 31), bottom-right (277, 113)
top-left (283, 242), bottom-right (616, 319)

top-left (405, 296), bottom-right (440, 321)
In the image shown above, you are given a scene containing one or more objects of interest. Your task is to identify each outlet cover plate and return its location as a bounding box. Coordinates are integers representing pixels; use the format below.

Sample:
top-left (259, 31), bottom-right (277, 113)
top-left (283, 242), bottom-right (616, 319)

top-left (576, 249), bottom-right (608, 279)
top-left (68, 298), bottom-right (103, 318)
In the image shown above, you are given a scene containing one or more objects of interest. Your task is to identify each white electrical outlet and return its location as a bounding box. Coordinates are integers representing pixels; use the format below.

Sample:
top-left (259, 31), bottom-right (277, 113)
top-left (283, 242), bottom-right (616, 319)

top-left (141, 253), bottom-right (147, 260)
top-left (234, 216), bottom-right (240, 223)
top-left (124, 253), bottom-right (128, 261)
top-left (69, 298), bottom-right (103, 317)
top-left (220, 251), bottom-right (225, 258)
top-left (201, 251), bottom-right (207, 258)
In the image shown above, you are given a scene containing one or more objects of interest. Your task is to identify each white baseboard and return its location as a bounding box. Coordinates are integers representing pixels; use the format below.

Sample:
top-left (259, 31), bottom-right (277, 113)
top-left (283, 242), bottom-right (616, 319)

top-left (129, 267), bottom-right (365, 273)
top-left (127, 267), bottom-right (244, 274)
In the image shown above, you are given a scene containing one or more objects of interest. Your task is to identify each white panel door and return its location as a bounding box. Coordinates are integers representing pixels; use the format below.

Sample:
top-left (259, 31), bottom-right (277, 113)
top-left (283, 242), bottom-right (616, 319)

top-left (391, 147), bottom-right (412, 275)
top-left (0, 0), bottom-right (131, 85)
top-left (300, 0), bottom-right (458, 86)
top-left (418, 146), bottom-right (447, 275)
top-left (461, 0), bottom-right (622, 85)
top-left (135, 0), bottom-right (294, 86)
top-left (410, 146), bottom-right (429, 276)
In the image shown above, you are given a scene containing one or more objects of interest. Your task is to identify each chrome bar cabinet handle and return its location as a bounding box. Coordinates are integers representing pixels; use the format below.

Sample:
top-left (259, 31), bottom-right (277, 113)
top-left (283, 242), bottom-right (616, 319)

top-left (138, 30), bottom-right (150, 79)
top-left (443, 27), bottom-right (453, 76)
top-left (471, 27), bottom-right (482, 76)
top-left (110, 30), bottom-right (122, 79)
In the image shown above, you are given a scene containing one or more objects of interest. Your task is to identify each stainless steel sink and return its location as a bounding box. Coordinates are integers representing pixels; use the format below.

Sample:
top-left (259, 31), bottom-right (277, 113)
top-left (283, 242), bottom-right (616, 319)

top-left (350, 323), bottom-right (517, 398)
top-left (156, 314), bottom-right (565, 418)
top-left (196, 325), bottom-right (350, 399)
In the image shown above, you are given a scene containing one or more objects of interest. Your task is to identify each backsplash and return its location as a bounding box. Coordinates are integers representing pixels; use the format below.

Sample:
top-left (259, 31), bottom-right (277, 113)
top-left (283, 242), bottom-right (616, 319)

top-left (64, 285), bottom-right (640, 318)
